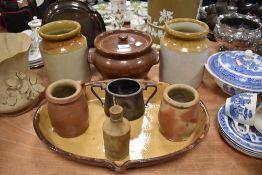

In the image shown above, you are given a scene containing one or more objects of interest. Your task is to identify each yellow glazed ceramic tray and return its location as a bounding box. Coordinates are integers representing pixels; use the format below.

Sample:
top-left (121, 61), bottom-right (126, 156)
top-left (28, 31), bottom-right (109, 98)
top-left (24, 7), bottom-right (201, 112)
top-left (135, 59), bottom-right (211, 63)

top-left (33, 81), bottom-right (210, 171)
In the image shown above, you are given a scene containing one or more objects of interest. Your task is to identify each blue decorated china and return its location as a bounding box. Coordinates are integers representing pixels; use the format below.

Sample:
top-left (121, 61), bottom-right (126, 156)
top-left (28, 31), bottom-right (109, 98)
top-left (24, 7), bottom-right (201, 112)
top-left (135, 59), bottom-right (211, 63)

top-left (218, 105), bottom-right (262, 152)
top-left (205, 50), bottom-right (262, 95)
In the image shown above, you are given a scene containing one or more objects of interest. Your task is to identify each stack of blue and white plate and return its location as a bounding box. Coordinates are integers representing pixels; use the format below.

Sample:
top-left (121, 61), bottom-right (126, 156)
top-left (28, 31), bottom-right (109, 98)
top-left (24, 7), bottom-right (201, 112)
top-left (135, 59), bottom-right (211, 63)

top-left (217, 105), bottom-right (262, 158)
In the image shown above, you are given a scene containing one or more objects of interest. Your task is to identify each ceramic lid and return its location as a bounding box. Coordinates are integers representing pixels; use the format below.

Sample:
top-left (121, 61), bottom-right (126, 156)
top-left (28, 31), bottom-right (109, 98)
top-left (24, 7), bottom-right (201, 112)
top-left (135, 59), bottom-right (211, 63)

top-left (207, 50), bottom-right (262, 91)
top-left (94, 29), bottom-right (152, 59)
top-left (28, 16), bottom-right (42, 28)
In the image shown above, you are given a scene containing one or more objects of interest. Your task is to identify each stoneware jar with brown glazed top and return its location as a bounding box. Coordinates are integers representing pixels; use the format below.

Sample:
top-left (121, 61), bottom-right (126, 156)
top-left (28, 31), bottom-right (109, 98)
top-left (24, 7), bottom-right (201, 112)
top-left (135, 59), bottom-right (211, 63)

top-left (88, 29), bottom-right (158, 78)
top-left (39, 20), bottom-right (90, 83)
top-left (45, 79), bottom-right (89, 138)
top-left (160, 18), bottom-right (209, 89)
top-left (147, 0), bottom-right (202, 44)
top-left (158, 84), bottom-right (200, 141)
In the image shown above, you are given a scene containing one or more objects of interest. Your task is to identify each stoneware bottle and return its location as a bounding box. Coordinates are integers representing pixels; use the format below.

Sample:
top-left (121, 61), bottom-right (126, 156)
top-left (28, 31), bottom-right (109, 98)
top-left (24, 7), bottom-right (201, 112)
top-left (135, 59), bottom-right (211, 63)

top-left (158, 84), bottom-right (200, 141)
top-left (160, 18), bottom-right (209, 89)
top-left (103, 105), bottom-right (130, 160)
top-left (39, 20), bottom-right (90, 83)
top-left (45, 79), bottom-right (89, 138)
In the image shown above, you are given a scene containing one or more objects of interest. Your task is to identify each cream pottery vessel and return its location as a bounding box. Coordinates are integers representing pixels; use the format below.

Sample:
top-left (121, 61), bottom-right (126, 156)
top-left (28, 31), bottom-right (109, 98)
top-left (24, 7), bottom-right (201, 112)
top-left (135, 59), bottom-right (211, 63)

top-left (39, 20), bottom-right (90, 83)
top-left (160, 18), bottom-right (209, 88)
top-left (0, 33), bottom-right (44, 115)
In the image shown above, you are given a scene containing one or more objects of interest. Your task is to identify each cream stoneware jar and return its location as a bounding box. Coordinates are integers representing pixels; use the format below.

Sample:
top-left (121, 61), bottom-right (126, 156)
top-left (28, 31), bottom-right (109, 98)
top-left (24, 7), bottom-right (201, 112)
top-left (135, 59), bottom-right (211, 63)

top-left (160, 18), bottom-right (209, 89)
top-left (39, 20), bottom-right (90, 83)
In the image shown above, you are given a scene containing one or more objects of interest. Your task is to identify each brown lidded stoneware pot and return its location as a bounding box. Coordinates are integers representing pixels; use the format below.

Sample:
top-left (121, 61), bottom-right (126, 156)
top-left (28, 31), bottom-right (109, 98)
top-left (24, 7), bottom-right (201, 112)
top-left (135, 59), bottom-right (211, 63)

top-left (45, 79), bottom-right (89, 138)
top-left (88, 29), bottom-right (158, 78)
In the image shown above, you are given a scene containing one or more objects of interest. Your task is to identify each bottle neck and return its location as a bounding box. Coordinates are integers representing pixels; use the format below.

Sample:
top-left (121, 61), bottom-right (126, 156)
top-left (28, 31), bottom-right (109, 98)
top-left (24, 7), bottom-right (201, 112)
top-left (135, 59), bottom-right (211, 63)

top-left (110, 117), bottom-right (123, 123)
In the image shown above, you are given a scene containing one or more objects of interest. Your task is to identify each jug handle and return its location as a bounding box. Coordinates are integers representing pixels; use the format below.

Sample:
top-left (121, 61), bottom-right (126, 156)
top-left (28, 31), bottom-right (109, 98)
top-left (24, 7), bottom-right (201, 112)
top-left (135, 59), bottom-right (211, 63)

top-left (143, 82), bottom-right (157, 106)
top-left (90, 83), bottom-right (104, 106)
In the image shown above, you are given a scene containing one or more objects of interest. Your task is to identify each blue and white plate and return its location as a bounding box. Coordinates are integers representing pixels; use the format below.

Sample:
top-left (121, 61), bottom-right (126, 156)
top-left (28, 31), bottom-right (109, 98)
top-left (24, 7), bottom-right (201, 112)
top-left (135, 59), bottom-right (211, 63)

top-left (218, 105), bottom-right (262, 152)
top-left (219, 127), bottom-right (262, 158)
top-left (206, 51), bottom-right (262, 92)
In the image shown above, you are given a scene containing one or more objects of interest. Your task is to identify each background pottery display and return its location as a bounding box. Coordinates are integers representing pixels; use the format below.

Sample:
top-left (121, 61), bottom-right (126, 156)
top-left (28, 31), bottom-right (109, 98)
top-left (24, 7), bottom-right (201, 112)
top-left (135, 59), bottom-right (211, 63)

top-left (88, 29), bottom-right (158, 78)
top-left (160, 18), bottom-right (209, 88)
top-left (39, 20), bottom-right (91, 83)
top-left (45, 79), bottom-right (89, 138)
top-left (0, 33), bottom-right (45, 115)
top-left (42, 0), bottom-right (106, 48)
top-left (158, 84), bottom-right (200, 141)
top-left (147, 0), bottom-right (202, 44)
top-left (205, 50), bottom-right (262, 95)
top-left (214, 13), bottom-right (262, 51)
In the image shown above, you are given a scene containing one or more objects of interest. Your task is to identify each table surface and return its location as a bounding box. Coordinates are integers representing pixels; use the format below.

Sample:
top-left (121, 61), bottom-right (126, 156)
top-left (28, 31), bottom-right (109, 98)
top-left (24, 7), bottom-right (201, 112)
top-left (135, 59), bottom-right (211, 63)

top-left (0, 41), bottom-right (261, 175)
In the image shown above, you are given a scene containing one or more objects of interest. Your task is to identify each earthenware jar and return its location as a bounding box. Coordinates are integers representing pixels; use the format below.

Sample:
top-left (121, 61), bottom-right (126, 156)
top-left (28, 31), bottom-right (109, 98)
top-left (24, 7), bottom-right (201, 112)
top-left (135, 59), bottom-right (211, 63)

top-left (90, 78), bottom-right (157, 121)
top-left (88, 29), bottom-right (158, 78)
top-left (160, 18), bottom-right (209, 88)
top-left (147, 0), bottom-right (202, 44)
top-left (158, 84), bottom-right (200, 141)
top-left (39, 20), bottom-right (90, 83)
top-left (45, 79), bottom-right (89, 138)
top-left (0, 33), bottom-right (45, 116)
top-left (103, 105), bottom-right (130, 160)
top-left (214, 13), bottom-right (262, 51)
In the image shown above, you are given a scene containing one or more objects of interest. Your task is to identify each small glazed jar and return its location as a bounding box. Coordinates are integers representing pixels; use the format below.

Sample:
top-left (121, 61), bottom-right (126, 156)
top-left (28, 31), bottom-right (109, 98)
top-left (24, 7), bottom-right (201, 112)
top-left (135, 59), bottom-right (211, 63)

top-left (103, 105), bottom-right (130, 160)
top-left (46, 79), bottom-right (89, 138)
top-left (39, 20), bottom-right (90, 83)
top-left (158, 84), bottom-right (199, 141)
top-left (160, 18), bottom-right (209, 88)
top-left (88, 29), bottom-right (158, 78)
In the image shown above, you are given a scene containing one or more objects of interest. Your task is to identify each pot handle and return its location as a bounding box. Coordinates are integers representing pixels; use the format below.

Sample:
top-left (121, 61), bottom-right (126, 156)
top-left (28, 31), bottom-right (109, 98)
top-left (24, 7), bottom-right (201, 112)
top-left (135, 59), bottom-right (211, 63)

top-left (90, 83), bottom-right (105, 106)
top-left (153, 49), bottom-right (159, 65)
top-left (143, 82), bottom-right (157, 106)
top-left (88, 48), bottom-right (96, 64)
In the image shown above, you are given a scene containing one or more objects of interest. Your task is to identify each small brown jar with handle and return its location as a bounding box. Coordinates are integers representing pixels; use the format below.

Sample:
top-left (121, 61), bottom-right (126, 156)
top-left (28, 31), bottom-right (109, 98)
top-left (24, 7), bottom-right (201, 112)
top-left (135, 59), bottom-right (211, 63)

top-left (103, 105), bottom-right (130, 160)
top-left (45, 79), bottom-right (89, 138)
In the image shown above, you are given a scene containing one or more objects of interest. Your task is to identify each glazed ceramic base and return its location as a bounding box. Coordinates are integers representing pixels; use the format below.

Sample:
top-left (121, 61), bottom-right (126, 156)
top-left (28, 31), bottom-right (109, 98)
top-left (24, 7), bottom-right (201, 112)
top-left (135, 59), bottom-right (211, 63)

top-left (0, 97), bottom-right (39, 117)
top-left (33, 81), bottom-right (210, 171)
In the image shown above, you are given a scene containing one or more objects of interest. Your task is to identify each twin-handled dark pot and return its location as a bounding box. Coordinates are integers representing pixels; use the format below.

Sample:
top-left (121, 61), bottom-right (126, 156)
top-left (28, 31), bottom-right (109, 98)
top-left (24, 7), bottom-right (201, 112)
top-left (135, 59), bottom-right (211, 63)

top-left (91, 78), bottom-right (157, 121)
top-left (88, 29), bottom-right (159, 78)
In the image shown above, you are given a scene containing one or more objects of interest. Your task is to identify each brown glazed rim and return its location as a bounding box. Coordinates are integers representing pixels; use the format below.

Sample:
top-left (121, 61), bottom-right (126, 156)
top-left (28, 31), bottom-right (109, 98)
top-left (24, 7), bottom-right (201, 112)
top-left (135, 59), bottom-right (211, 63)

top-left (165, 18), bottom-right (209, 40)
top-left (38, 20), bottom-right (81, 41)
top-left (94, 29), bottom-right (153, 58)
top-left (45, 79), bottom-right (82, 105)
top-left (163, 84), bottom-right (200, 109)
top-left (33, 81), bottom-right (210, 171)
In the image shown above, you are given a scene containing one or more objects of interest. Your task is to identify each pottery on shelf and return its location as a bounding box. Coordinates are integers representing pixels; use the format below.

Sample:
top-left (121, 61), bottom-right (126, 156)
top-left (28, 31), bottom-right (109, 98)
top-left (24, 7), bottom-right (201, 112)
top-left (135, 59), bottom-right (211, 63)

top-left (45, 79), bottom-right (89, 138)
top-left (88, 29), bottom-right (159, 78)
top-left (147, 0), bottom-right (202, 44)
top-left (205, 50), bottom-right (262, 95)
top-left (39, 20), bottom-right (91, 83)
top-left (0, 33), bottom-right (45, 115)
top-left (214, 13), bottom-right (262, 51)
top-left (160, 18), bottom-right (209, 88)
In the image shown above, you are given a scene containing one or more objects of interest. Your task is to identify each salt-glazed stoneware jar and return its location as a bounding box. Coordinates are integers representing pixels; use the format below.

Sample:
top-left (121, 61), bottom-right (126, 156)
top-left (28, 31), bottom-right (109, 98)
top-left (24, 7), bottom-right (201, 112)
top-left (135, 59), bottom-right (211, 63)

top-left (160, 18), bottom-right (209, 88)
top-left (45, 79), bottom-right (89, 138)
top-left (0, 33), bottom-right (45, 116)
top-left (39, 20), bottom-right (90, 83)
top-left (147, 0), bottom-right (202, 44)
top-left (158, 84), bottom-right (200, 141)
top-left (88, 29), bottom-right (158, 78)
